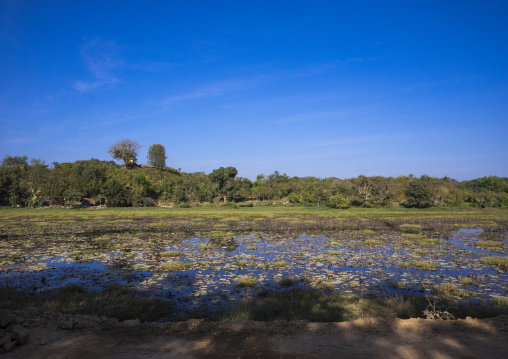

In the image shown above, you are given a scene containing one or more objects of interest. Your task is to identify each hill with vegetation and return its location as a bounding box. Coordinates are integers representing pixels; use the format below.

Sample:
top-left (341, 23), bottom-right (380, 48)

top-left (1, 154), bottom-right (507, 209)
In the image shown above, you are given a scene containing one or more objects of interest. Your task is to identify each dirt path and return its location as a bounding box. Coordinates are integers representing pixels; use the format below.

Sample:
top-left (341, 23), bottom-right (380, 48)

top-left (5, 316), bottom-right (508, 359)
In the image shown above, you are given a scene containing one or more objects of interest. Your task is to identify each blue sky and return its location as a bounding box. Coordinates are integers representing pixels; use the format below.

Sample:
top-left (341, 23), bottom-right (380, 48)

top-left (1, 1), bottom-right (507, 181)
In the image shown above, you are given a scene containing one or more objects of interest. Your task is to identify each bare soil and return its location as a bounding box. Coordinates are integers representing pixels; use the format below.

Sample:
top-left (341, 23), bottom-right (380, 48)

top-left (5, 315), bottom-right (508, 359)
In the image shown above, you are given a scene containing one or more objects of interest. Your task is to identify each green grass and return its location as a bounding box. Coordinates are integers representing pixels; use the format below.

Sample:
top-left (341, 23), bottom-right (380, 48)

top-left (459, 277), bottom-right (478, 286)
top-left (419, 239), bottom-right (441, 248)
top-left (236, 275), bottom-right (257, 287)
top-left (399, 224), bottom-right (423, 232)
top-left (272, 259), bottom-right (289, 268)
top-left (160, 251), bottom-right (181, 258)
top-left (476, 240), bottom-right (503, 248)
top-left (0, 284), bottom-right (174, 322)
top-left (432, 283), bottom-right (461, 300)
top-left (357, 230), bottom-right (376, 235)
top-left (479, 256), bottom-right (508, 268)
top-left (413, 249), bottom-right (430, 256)
top-left (161, 261), bottom-right (193, 271)
top-left (199, 244), bottom-right (214, 251)
top-left (2, 206), bottom-right (507, 223)
top-left (210, 288), bottom-right (427, 322)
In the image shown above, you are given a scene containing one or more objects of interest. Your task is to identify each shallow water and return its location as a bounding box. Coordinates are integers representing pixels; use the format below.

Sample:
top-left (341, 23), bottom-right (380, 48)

top-left (1, 227), bottom-right (507, 318)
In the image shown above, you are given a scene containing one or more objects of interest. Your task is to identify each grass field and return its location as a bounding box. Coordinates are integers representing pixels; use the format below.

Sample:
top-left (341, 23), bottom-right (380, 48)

top-left (1, 206), bottom-right (507, 223)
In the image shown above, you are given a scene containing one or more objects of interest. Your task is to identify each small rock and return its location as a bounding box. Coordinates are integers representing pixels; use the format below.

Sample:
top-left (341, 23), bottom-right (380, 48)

top-left (10, 325), bottom-right (29, 345)
top-left (58, 317), bottom-right (74, 330)
top-left (0, 335), bottom-right (11, 347)
top-left (0, 310), bottom-right (17, 328)
top-left (2, 339), bottom-right (17, 353)
top-left (121, 319), bottom-right (140, 327)
top-left (0, 328), bottom-right (7, 338)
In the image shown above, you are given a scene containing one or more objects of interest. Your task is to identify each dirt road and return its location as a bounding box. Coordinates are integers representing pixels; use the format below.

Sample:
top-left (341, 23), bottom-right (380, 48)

top-left (5, 316), bottom-right (508, 359)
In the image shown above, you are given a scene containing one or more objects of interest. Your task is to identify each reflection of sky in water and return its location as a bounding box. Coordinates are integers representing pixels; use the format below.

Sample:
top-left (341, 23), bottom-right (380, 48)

top-left (0, 228), bottom-right (507, 318)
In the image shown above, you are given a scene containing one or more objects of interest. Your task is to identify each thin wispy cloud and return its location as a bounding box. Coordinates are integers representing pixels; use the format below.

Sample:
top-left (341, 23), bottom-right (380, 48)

top-left (290, 58), bottom-right (364, 78)
top-left (163, 78), bottom-right (261, 105)
top-left (73, 39), bottom-right (122, 93)
top-left (78, 115), bottom-right (138, 131)
top-left (274, 110), bottom-right (354, 124)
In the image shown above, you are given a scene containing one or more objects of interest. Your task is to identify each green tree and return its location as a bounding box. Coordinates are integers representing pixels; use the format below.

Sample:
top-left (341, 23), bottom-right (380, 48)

top-left (108, 139), bottom-right (141, 166)
top-left (209, 166), bottom-right (238, 204)
top-left (404, 177), bottom-right (436, 208)
top-left (147, 144), bottom-right (167, 170)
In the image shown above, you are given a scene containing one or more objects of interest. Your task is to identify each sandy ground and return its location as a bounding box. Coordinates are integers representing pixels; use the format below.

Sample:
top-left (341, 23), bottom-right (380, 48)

top-left (4, 315), bottom-right (508, 359)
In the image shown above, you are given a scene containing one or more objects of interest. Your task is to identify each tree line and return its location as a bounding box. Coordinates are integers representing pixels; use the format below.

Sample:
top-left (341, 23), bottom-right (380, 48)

top-left (0, 140), bottom-right (507, 209)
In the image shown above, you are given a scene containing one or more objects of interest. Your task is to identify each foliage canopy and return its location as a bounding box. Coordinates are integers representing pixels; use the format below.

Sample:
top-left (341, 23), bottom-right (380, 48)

top-left (108, 139), bottom-right (141, 166)
top-left (147, 144), bottom-right (167, 170)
